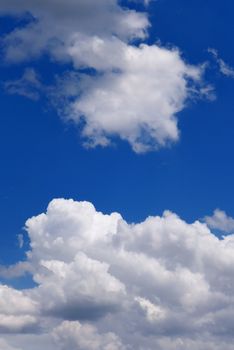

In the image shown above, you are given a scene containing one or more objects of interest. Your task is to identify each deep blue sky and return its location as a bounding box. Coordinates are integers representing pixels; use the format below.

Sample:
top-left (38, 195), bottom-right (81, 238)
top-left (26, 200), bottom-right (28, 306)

top-left (1, 0), bottom-right (234, 265)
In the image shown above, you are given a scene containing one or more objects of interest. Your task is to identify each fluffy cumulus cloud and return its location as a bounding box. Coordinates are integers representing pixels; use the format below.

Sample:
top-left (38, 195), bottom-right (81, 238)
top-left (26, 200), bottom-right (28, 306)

top-left (204, 208), bottom-right (234, 233)
top-left (1, 198), bottom-right (234, 349)
top-left (0, 0), bottom-right (148, 60)
top-left (53, 321), bottom-right (126, 350)
top-left (0, 0), bottom-right (207, 152)
top-left (0, 285), bottom-right (38, 333)
top-left (67, 42), bottom-right (202, 152)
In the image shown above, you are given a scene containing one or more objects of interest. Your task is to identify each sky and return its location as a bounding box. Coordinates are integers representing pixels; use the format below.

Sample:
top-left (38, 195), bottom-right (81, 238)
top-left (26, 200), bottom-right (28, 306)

top-left (1, 0), bottom-right (234, 349)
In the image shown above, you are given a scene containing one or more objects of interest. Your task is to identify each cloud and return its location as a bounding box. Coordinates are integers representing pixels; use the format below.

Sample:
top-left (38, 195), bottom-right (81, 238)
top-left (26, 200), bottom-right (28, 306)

top-left (32, 253), bottom-right (126, 321)
top-left (1, 199), bottom-right (234, 348)
top-left (17, 234), bottom-right (24, 249)
top-left (53, 321), bottom-right (126, 350)
top-left (0, 261), bottom-right (32, 279)
top-left (0, 0), bottom-right (149, 63)
top-left (4, 68), bottom-right (42, 100)
top-left (0, 0), bottom-right (208, 152)
top-left (66, 42), bottom-right (202, 152)
top-left (135, 296), bottom-right (166, 322)
top-left (208, 48), bottom-right (234, 78)
top-left (0, 338), bottom-right (22, 350)
top-left (0, 285), bottom-right (38, 333)
top-left (48, 39), bottom-right (204, 152)
top-left (204, 208), bottom-right (234, 233)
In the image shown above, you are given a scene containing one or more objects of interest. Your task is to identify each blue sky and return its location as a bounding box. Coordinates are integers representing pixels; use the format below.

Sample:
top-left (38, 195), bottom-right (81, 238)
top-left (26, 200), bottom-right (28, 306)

top-left (1, 1), bottom-right (234, 349)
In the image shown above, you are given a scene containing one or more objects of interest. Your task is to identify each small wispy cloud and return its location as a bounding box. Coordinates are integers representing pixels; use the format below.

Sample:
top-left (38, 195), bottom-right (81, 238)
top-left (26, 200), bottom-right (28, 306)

top-left (17, 234), bottom-right (24, 249)
top-left (208, 48), bottom-right (234, 78)
top-left (4, 68), bottom-right (42, 100)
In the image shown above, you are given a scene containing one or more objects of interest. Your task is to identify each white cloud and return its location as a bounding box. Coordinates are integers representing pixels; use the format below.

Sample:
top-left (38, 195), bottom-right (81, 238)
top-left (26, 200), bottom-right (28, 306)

top-left (0, 285), bottom-right (38, 333)
top-left (67, 42), bottom-right (202, 152)
top-left (0, 0), bottom-right (208, 152)
top-left (1, 0), bottom-right (149, 63)
top-left (208, 48), bottom-right (234, 78)
top-left (4, 68), bottom-right (41, 100)
top-left (1, 199), bottom-right (234, 349)
top-left (204, 208), bottom-right (234, 233)
top-left (32, 253), bottom-right (126, 321)
top-left (53, 321), bottom-right (126, 350)
top-left (17, 234), bottom-right (24, 249)
top-left (0, 261), bottom-right (32, 279)
top-left (135, 296), bottom-right (167, 322)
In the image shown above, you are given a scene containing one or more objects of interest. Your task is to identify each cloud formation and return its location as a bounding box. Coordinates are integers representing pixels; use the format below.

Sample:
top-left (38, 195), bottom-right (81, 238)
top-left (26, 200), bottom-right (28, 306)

top-left (1, 199), bottom-right (234, 349)
top-left (0, 285), bottom-right (37, 333)
top-left (4, 68), bottom-right (42, 100)
top-left (204, 208), bottom-right (234, 233)
top-left (208, 48), bottom-right (234, 78)
top-left (1, 0), bottom-right (207, 152)
top-left (53, 321), bottom-right (126, 350)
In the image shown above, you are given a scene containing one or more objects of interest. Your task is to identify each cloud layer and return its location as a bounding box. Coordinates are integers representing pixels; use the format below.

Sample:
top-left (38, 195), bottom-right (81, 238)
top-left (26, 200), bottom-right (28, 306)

top-left (1, 0), bottom-right (206, 152)
top-left (1, 198), bottom-right (234, 349)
